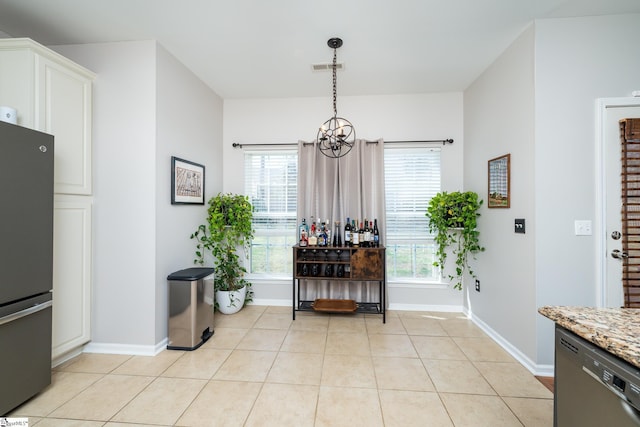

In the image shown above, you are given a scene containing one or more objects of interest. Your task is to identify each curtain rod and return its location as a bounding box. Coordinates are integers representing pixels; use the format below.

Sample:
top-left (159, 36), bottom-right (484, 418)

top-left (232, 138), bottom-right (453, 149)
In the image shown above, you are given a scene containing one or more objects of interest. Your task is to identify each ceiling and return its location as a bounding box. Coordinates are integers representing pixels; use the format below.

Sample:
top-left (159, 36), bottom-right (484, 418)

top-left (0, 0), bottom-right (639, 99)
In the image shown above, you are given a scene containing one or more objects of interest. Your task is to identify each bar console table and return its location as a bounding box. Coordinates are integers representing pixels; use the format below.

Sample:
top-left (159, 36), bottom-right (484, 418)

top-left (292, 245), bottom-right (386, 323)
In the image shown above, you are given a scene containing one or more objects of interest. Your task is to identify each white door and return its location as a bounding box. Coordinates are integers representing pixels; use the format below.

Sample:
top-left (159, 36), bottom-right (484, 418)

top-left (601, 100), bottom-right (640, 307)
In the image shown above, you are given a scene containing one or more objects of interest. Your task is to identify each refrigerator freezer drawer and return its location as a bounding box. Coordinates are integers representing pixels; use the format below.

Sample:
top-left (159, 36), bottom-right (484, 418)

top-left (0, 293), bottom-right (53, 416)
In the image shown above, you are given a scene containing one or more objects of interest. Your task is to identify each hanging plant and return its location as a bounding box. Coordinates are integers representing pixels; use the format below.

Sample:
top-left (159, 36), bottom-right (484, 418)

top-left (426, 191), bottom-right (484, 290)
top-left (191, 193), bottom-right (254, 307)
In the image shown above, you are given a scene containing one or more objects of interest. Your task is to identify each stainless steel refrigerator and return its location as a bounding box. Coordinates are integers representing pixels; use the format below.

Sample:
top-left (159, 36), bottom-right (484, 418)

top-left (0, 120), bottom-right (54, 415)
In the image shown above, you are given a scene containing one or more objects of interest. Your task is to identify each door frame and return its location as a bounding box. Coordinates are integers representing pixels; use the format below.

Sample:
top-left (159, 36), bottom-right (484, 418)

top-left (595, 97), bottom-right (640, 307)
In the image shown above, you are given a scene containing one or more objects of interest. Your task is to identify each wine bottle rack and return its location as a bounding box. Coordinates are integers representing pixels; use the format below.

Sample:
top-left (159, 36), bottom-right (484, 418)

top-left (292, 245), bottom-right (386, 322)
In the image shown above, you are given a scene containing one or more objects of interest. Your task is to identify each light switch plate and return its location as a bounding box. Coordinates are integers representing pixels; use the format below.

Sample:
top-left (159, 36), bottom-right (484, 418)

top-left (515, 218), bottom-right (525, 234)
top-left (574, 220), bottom-right (592, 236)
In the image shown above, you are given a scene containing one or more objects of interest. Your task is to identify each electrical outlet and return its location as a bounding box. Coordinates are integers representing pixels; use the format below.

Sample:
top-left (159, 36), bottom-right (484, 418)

top-left (475, 279), bottom-right (480, 292)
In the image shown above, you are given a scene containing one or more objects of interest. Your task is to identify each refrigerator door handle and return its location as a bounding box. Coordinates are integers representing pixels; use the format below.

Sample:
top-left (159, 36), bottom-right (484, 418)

top-left (0, 300), bottom-right (53, 326)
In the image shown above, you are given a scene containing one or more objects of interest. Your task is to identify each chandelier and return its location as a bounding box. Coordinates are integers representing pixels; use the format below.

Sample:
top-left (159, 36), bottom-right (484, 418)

top-left (317, 37), bottom-right (355, 158)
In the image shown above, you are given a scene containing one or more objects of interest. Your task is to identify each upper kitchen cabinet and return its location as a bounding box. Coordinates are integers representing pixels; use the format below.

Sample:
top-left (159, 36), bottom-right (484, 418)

top-left (0, 38), bottom-right (95, 195)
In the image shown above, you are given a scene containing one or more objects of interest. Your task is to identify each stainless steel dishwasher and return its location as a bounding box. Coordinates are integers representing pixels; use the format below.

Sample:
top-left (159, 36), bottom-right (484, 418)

top-left (555, 325), bottom-right (640, 426)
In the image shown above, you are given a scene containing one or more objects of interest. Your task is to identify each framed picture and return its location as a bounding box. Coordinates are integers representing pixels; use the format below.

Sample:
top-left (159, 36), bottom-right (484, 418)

top-left (488, 154), bottom-right (510, 208)
top-left (171, 156), bottom-right (205, 205)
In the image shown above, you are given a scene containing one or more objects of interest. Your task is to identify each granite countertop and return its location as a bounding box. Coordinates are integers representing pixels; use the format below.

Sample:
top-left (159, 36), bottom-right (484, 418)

top-left (539, 306), bottom-right (640, 368)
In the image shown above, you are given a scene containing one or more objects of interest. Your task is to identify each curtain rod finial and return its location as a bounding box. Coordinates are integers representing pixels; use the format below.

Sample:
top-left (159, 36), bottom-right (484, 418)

top-left (444, 139), bottom-right (454, 145)
top-left (232, 142), bottom-right (242, 148)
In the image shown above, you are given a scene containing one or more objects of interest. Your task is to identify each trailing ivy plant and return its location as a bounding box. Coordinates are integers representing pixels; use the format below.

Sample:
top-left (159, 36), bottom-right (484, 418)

top-left (426, 191), bottom-right (484, 290)
top-left (191, 192), bottom-right (254, 306)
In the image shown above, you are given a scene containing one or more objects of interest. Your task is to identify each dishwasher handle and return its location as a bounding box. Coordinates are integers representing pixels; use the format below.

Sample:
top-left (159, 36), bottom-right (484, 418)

top-left (621, 400), bottom-right (640, 426)
top-left (0, 300), bottom-right (53, 326)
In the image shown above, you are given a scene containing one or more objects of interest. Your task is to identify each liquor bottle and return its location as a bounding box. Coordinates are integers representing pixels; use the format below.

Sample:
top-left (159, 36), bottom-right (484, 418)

top-left (299, 218), bottom-right (309, 247)
top-left (359, 221), bottom-right (365, 248)
top-left (325, 219), bottom-right (331, 247)
top-left (363, 220), bottom-right (368, 247)
top-left (334, 221), bottom-right (342, 247)
top-left (373, 218), bottom-right (380, 247)
top-left (324, 263), bottom-right (333, 277)
top-left (367, 220), bottom-right (374, 246)
top-left (315, 217), bottom-right (322, 246)
top-left (318, 219), bottom-right (326, 246)
top-left (344, 217), bottom-right (351, 247)
top-left (352, 219), bottom-right (360, 247)
top-left (364, 219), bottom-right (371, 247)
top-left (309, 222), bottom-right (318, 246)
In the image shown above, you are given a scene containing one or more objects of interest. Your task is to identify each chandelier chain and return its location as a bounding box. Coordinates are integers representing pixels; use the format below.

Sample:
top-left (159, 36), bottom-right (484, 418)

top-left (316, 37), bottom-right (355, 158)
top-left (332, 47), bottom-right (337, 117)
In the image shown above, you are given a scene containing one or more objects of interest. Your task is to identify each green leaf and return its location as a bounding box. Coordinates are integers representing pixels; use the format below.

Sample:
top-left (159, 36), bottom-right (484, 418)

top-left (425, 191), bottom-right (484, 291)
top-left (190, 192), bottom-right (255, 305)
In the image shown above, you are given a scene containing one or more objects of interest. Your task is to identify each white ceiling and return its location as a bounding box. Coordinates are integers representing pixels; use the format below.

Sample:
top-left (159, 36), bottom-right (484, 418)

top-left (0, 0), bottom-right (639, 99)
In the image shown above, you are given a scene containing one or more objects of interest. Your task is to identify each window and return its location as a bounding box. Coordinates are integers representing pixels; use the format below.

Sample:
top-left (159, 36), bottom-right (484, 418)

top-left (244, 150), bottom-right (298, 276)
top-left (384, 146), bottom-right (441, 283)
top-left (244, 145), bottom-right (442, 283)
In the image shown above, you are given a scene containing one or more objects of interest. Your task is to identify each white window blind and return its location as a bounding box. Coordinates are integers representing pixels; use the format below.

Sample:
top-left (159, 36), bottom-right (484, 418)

top-left (384, 146), bottom-right (441, 281)
top-left (244, 150), bottom-right (298, 275)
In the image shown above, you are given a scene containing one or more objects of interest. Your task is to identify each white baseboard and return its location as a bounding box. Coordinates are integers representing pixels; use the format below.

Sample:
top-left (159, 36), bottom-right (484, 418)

top-left (83, 338), bottom-right (168, 357)
top-left (389, 303), bottom-right (464, 312)
top-left (252, 299), bottom-right (466, 314)
top-left (250, 298), bottom-right (291, 307)
top-left (52, 347), bottom-right (84, 368)
top-left (465, 309), bottom-right (554, 377)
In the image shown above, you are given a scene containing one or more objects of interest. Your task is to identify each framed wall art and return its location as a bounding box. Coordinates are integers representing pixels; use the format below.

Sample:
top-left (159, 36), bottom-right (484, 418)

top-left (488, 154), bottom-right (510, 208)
top-left (171, 156), bottom-right (205, 205)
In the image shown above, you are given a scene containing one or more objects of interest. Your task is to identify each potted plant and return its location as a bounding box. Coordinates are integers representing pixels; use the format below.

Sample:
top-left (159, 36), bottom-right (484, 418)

top-left (191, 192), bottom-right (254, 314)
top-left (426, 191), bottom-right (484, 290)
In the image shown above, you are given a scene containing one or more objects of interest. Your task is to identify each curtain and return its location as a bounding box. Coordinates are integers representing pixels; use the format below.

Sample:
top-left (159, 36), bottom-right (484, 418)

top-left (297, 138), bottom-right (386, 303)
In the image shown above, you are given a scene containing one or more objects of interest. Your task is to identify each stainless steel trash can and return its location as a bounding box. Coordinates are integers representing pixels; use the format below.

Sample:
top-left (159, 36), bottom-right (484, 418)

top-left (167, 267), bottom-right (214, 350)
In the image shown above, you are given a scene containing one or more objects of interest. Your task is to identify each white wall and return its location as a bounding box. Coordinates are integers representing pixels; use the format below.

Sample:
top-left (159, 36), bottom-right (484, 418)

top-left (464, 25), bottom-right (537, 366)
top-left (463, 13), bottom-right (640, 374)
top-left (534, 13), bottom-right (640, 366)
top-left (54, 41), bottom-right (224, 351)
top-left (55, 41), bottom-right (158, 347)
top-left (155, 45), bottom-right (223, 344)
top-left (223, 93), bottom-right (467, 308)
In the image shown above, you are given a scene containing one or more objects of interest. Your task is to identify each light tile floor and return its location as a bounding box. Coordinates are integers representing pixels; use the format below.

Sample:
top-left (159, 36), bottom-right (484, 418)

top-left (9, 306), bottom-right (553, 426)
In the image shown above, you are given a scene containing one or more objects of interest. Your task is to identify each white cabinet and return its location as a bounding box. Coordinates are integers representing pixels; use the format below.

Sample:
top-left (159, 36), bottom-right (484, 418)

top-left (0, 38), bottom-right (94, 195)
top-left (0, 38), bottom-right (94, 362)
top-left (52, 195), bottom-right (92, 360)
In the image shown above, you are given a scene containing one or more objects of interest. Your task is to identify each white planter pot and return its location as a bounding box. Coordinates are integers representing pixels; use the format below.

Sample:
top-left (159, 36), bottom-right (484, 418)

top-left (216, 285), bottom-right (247, 315)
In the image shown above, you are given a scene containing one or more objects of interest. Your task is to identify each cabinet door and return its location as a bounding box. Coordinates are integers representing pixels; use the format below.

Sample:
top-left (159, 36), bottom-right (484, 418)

top-left (351, 249), bottom-right (385, 280)
top-left (38, 55), bottom-right (93, 195)
top-left (52, 195), bottom-right (92, 359)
